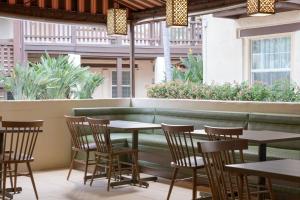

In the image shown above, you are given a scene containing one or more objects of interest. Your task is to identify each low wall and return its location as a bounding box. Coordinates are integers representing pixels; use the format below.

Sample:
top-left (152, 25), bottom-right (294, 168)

top-left (1, 98), bottom-right (300, 171)
top-left (0, 99), bottom-right (131, 171)
top-left (131, 98), bottom-right (300, 115)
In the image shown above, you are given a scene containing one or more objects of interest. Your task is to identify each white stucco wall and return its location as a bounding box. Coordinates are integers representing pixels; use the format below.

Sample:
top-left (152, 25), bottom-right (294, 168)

top-left (237, 11), bottom-right (300, 85)
top-left (85, 59), bottom-right (154, 98)
top-left (202, 15), bottom-right (243, 84)
top-left (0, 17), bottom-right (13, 39)
top-left (203, 11), bottom-right (300, 85)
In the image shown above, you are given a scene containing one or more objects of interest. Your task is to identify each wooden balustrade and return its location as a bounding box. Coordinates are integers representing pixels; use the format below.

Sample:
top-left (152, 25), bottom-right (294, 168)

top-left (23, 20), bottom-right (202, 47)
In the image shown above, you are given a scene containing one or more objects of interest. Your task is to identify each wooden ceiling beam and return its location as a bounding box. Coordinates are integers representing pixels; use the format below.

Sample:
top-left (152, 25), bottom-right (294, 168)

top-left (115, 0), bottom-right (138, 11)
top-left (276, 2), bottom-right (300, 10)
top-left (91, 0), bottom-right (97, 14)
top-left (65, 0), bottom-right (72, 11)
top-left (132, 0), bottom-right (248, 21)
top-left (24, 0), bottom-right (31, 7)
top-left (102, 0), bottom-right (109, 15)
top-left (0, 2), bottom-right (106, 24)
top-left (78, 0), bottom-right (85, 13)
top-left (52, 0), bottom-right (59, 9)
top-left (8, 0), bottom-right (16, 5)
top-left (135, 0), bottom-right (156, 8)
top-left (145, 0), bottom-right (163, 7)
top-left (38, 0), bottom-right (45, 8)
top-left (118, 0), bottom-right (145, 10)
top-left (214, 1), bottom-right (300, 19)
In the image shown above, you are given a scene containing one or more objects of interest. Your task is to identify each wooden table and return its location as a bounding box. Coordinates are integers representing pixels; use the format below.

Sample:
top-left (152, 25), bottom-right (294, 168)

top-left (193, 129), bottom-right (300, 198)
top-left (192, 129), bottom-right (300, 162)
top-left (86, 120), bottom-right (162, 188)
top-left (225, 159), bottom-right (300, 183)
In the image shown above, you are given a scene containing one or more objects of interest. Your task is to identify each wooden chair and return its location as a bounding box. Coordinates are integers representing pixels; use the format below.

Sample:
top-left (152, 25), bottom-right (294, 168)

top-left (87, 117), bottom-right (140, 191)
top-left (198, 139), bottom-right (274, 200)
top-left (65, 115), bottom-right (96, 184)
top-left (162, 124), bottom-right (205, 200)
top-left (1, 120), bottom-right (43, 200)
top-left (204, 126), bottom-right (274, 199)
top-left (204, 126), bottom-right (243, 141)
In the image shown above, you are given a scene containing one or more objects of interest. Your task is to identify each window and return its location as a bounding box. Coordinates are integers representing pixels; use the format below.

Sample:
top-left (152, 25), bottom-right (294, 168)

top-left (250, 36), bottom-right (291, 85)
top-left (112, 71), bottom-right (131, 98)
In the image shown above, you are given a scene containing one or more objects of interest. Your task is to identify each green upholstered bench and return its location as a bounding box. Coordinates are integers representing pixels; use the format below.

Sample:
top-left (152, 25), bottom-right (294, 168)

top-left (72, 107), bottom-right (249, 175)
top-left (71, 107), bottom-right (300, 197)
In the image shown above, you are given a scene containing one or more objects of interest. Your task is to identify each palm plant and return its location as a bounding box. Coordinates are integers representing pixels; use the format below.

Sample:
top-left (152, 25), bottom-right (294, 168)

top-left (0, 54), bottom-right (104, 100)
top-left (0, 65), bottom-right (53, 100)
top-left (172, 51), bottom-right (203, 84)
top-left (77, 72), bottom-right (104, 99)
top-left (31, 54), bottom-right (87, 99)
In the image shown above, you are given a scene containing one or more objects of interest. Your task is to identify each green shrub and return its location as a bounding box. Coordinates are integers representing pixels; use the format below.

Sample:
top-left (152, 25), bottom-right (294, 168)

top-left (147, 81), bottom-right (300, 102)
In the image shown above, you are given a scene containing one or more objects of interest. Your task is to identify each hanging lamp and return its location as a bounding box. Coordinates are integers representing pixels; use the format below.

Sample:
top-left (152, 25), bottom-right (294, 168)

top-left (247, 0), bottom-right (276, 16)
top-left (107, 3), bottom-right (128, 35)
top-left (166, 0), bottom-right (188, 27)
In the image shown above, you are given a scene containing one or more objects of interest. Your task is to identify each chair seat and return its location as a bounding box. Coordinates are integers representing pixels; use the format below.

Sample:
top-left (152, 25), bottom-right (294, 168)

top-left (72, 143), bottom-right (97, 151)
top-left (171, 156), bottom-right (204, 168)
top-left (1, 153), bottom-right (34, 163)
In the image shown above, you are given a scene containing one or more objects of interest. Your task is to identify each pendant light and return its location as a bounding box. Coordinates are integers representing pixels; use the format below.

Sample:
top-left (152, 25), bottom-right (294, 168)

top-left (247, 0), bottom-right (276, 16)
top-left (166, 0), bottom-right (188, 27)
top-left (107, 3), bottom-right (128, 35)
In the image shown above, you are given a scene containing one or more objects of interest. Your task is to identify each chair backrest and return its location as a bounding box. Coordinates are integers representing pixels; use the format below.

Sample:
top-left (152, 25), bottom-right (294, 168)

top-left (1, 120), bottom-right (43, 162)
top-left (198, 139), bottom-right (248, 200)
top-left (87, 118), bottom-right (111, 153)
top-left (65, 115), bottom-right (92, 151)
top-left (162, 123), bottom-right (200, 168)
top-left (204, 126), bottom-right (243, 141)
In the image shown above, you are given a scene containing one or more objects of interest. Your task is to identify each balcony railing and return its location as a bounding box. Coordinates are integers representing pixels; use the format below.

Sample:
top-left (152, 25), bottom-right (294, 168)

top-left (23, 20), bottom-right (202, 47)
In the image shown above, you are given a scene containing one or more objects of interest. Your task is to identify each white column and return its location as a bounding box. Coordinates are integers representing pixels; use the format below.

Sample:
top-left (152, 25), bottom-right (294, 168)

top-left (68, 54), bottom-right (81, 66)
top-left (154, 57), bottom-right (166, 83)
top-left (116, 57), bottom-right (122, 98)
top-left (292, 31), bottom-right (300, 85)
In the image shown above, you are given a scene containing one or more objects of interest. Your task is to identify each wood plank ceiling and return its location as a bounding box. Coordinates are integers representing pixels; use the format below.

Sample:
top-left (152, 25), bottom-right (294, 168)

top-left (0, 0), bottom-right (294, 24)
top-left (214, 0), bottom-right (300, 19)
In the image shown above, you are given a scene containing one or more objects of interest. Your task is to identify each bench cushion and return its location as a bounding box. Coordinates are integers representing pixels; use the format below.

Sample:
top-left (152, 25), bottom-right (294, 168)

top-left (154, 109), bottom-right (249, 134)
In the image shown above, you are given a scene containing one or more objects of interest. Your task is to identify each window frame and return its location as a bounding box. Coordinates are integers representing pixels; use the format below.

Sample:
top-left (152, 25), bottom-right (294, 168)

top-left (248, 33), bottom-right (293, 85)
top-left (111, 70), bottom-right (131, 98)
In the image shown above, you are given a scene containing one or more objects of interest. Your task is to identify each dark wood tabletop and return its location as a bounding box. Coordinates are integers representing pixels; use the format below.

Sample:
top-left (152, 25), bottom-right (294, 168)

top-left (108, 120), bottom-right (161, 131)
top-left (192, 129), bottom-right (300, 144)
top-left (225, 159), bottom-right (300, 183)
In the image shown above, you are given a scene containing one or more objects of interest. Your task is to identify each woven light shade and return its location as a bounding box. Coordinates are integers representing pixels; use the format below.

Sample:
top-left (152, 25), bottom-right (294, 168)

top-left (166, 0), bottom-right (188, 27)
top-left (247, 0), bottom-right (276, 16)
top-left (107, 8), bottom-right (128, 35)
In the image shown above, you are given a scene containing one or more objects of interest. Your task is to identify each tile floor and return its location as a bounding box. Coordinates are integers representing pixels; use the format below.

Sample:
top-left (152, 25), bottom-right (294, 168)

top-left (12, 169), bottom-right (194, 200)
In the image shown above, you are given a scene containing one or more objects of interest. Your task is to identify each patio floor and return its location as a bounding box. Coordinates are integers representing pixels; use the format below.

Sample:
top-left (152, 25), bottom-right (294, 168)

top-left (13, 169), bottom-right (195, 200)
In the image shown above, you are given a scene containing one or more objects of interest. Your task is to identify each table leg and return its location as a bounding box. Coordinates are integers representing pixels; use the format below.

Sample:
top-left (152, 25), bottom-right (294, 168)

top-left (110, 130), bottom-right (156, 188)
top-left (132, 130), bottom-right (139, 182)
top-left (131, 130), bottom-right (157, 187)
top-left (258, 143), bottom-right (267, 200)
top-left (258, 143), bottom-right (267, 162)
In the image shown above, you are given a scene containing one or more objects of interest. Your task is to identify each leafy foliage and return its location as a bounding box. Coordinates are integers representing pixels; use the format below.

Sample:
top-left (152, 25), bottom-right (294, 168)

top-left (172, 52), bottom-right (203, 84)
top-left (0, 54), bottom-right (104, 100)
top-left (147, 81), bottom-right (300, 102)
